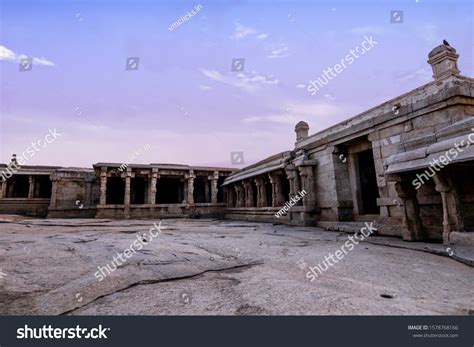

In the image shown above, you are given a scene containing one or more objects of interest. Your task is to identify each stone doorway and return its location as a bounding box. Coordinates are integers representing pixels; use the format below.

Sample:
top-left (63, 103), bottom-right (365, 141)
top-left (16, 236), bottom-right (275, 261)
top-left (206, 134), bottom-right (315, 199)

top-left (356, 149), bottom-right (380, 214)
top-left (106, 176), bottom-right (125, 204)
top-left (156, 177), bottom-right (183, 204)
top-left (6, 175), bottom-right (29, 198)
top-left (131, 176), bottom-right (147, 204)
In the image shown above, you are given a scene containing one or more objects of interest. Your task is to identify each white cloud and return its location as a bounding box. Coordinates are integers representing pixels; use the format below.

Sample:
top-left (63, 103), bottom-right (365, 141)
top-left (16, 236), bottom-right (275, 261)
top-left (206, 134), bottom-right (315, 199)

top-left (198, 84), bottom-right (212, 91)
top-left (324, 93), bottom-right (336, 101)
top-left (241, 101), bottom-right (344, 126)
top-left (230, 22), bottom-right (256, 40)
top-left (201, 69), bottom-right (225, 82)
top-left (230, 22), bottom-right (268, 41)
top-left (200, 68), bottom-right (279, 92)
top-left (0, 45), bottom-right (16, 60)
top-left (0, 44), bottom-right (56, 66)
top-left (296, 83), bottom-right (306, 89)
top-left (267, 45), bottom-right (289, 59)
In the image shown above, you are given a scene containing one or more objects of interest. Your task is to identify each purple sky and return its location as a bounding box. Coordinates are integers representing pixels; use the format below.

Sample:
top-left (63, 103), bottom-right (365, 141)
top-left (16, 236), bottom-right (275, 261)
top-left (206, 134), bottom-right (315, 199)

top-left (0, 0), bottom-right (472, 169)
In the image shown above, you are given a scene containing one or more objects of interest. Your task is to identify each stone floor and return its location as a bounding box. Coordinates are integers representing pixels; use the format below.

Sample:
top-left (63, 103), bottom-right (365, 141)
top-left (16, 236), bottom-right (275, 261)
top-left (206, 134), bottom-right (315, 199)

top-left (0, 217), bottom-right (472, 315)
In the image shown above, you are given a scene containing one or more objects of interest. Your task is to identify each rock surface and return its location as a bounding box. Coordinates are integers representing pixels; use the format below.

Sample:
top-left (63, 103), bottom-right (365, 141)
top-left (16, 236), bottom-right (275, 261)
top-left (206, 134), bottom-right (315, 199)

top-left (0, 217), bottom-right (472, 315)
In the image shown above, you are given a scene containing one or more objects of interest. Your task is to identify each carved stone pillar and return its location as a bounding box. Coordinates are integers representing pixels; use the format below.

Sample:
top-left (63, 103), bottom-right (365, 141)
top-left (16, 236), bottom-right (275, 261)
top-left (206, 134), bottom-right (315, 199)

top-left (187, 170), bottom-right (195, 204)
top-left (233, 185), bottom-right (240, 207)
top-left (28, 175), bottom-right (34, 199)
top-left (124, 168), bottom-right (132, 218)
top-left (269, 172), bottom-right (287, 207)
top-left (124, 169), bottom-right (131, 206)
top-left (211, 171), bottom-right (219, 204)
top-left (254, 177), bottom-right (266, 207)
top-left (49, 176), bottom-right (58, 207)
top-left (433, 173), bottom-right (464, 244)
top-left (297, 165), bottom-right (316, 206)
top-left (0, 180), bottom-right (6, 199)
top-left (148, 169), bottom-right (158, 205)
top-left (234, 184), bottom-right (245, 207)
top-left (242, 180), bottom-right (254, 207)
top-left (267, 174), bottom-right (278, 207)
top-left (285, 165), bottom-right (301, 202)
top-left (99, 167), bottom-right (107, 205)
top-left (395, 179), bottom-right (425, 241)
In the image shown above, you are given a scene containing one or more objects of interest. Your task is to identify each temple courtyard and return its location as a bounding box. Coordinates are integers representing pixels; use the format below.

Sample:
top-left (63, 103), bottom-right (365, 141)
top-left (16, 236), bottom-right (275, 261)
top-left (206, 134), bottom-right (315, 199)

top-left (0, 216), bottom-right (472, 315)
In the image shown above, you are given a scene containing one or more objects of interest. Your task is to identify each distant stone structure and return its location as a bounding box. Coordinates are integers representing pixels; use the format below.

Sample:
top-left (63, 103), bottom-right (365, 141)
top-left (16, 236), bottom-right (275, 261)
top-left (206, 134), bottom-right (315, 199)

top-left (1, 43), bottom-right (473, 246)
top-left (0, 163), bottom-right (234, 219)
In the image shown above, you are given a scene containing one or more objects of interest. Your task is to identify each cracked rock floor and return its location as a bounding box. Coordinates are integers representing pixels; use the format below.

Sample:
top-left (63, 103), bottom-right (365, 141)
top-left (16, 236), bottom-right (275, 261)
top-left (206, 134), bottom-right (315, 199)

top-left (0, 218), bottom-right (472, 315)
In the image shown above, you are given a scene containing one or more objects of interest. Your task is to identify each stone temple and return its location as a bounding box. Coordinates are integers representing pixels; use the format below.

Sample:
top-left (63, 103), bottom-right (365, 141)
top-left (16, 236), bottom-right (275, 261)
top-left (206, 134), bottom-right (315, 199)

top-left (1, 44), bottom-right (473, 247)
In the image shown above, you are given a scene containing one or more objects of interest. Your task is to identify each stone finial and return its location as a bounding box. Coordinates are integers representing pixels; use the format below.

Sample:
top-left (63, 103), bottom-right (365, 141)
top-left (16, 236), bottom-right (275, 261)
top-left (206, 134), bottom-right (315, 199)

top-left (11, 154), bottom-right (17, 165)
top-left (295, 121), bottom-right (309, 142)
top-left (427, 42), bottom-right (460, 80)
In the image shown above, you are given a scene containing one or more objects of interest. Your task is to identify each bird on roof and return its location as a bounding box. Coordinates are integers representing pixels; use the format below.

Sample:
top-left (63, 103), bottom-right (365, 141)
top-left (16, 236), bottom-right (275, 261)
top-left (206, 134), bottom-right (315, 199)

top-left (443, 39), bottom-right (451, 47)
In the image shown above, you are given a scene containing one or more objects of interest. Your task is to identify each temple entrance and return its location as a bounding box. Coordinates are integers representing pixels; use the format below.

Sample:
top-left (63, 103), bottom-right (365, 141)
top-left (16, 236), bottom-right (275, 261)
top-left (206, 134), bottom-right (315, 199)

top-left (251, 181), bottom-right (258, 207)
top-left (131, 176), bottom-right (147, 204)
top-left (6, 175), bottom-right (29, 198)
top-left (106, 176), bottom-right (125, 204)
top-left (156, 177), bottom-right (183, 204)
top-left (217, 176), bottom-right (226, 203)
top-left (357, 149), bottom-right (380, 214)
top-left (34, 175), bottom-right (52, 198)
top-left (193, 176), bottom-right (208, 203)
top-left (264, 176), bottom-right (273, 207)
top-left (281, 176), bottom-right (290, 202)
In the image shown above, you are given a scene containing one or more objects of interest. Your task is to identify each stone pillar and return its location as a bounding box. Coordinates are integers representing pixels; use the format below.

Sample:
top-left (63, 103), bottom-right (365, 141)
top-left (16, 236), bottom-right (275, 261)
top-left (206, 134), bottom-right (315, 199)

top-left (187, 170), bottom-right (195, 204)
top-left (242, 180), bottom-right (254, 207)
top-left (49, 176), bottom-right (58, 208)
top-left (267, 174), bottom-right (278, 207)
top-left (28, 175), bottom-right (34, 199)
top-left (124, 169), bottom-right (131, 206)
top-left (148, 169), bottom-right (158, 205)
top-left (285, 165), bottom-right (301, 200)
top-left (233, 185), bottom-right (240, 207)
top-left (124, 168), bottom-right (131, 217)
top-left (269, 172), bottom-right (288, 207)
top-left (99, 167), bottom-right (107, 205)
top-left (433, 173), bottom-right (464, 244)
top-left (395, 180), bottom-right (425, 241)
top-left (0, 180), bottom-right (6, 199)
top-left (297, 165), bottom-right (316, 206)
top-left (234, 184), bottom-right (245, 207)
top-left (254, 177), bottom-right (266, 207)
top-left (211, 171), bottom-right (219, 204)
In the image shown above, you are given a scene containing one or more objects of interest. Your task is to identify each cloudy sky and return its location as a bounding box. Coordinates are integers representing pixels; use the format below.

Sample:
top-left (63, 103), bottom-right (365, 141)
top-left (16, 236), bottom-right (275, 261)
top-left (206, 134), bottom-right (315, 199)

top-left (0, 0), bottom-right (472, 168)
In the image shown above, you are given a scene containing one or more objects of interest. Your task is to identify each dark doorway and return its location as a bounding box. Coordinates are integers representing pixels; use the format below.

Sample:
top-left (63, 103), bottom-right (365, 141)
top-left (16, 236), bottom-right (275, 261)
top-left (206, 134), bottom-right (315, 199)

top-left (193, 176), bottom-right (207, 203)
top-left (34, 175), bottom-right (52, 198)
top-left (281, 176), bottom-right (290, 202)
top-left (357, 149), bottom-right (380, 214)
top-left (106, 176), bottom-right (125, 204)
top-left (264, 176), bottom-right (273, 207)
top-left (156, 177), bottom-right (183, 204)
top-left (6, 175), bottom-right (29, 198)
top-left (217, 176), bottom-right (226, 203)
top-left (251, 181), bottom-right (258, 207)
top-left (131, 176), bottom-right (147, 204)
